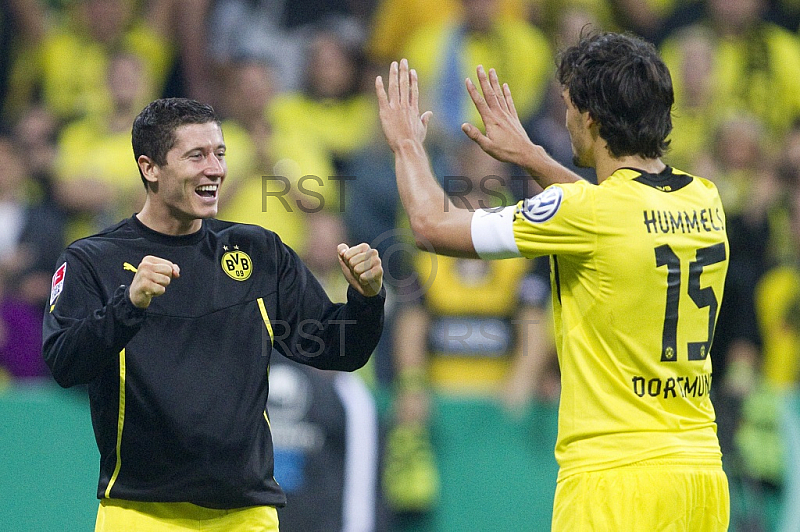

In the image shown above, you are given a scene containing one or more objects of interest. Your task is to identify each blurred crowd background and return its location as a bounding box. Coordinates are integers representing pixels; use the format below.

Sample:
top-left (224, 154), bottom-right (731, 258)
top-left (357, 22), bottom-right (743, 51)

top-left (2, 0), bottom-right (800, 530)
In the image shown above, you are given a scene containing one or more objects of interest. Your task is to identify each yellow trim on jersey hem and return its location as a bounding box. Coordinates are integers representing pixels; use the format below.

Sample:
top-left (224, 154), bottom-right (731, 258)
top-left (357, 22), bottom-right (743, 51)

top-left (105, 349), bottom-right (127, 497)
top-left (95, 499), bottom-right (280, 531)
top-left (256, 298), bottom-right (273, 344)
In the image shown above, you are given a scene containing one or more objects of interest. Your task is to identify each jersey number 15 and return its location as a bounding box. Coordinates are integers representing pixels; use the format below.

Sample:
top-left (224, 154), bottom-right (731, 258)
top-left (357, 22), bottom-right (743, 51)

top-left (655, 242), bottom-right (726, 363)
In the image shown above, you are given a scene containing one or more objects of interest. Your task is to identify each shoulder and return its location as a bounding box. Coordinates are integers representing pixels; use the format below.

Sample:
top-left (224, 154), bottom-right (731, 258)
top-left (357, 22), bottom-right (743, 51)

top-left (516, 181), bottom-right (595, 223)
top-left (55, 219), bottom-right (137, 278)
top-left (207, 217), bottom-right (272, 237)
top-left (65, 218), bottom-right (135, 254)
top-left (671, 167), bottom-right (724, 202)
top-left (206, 218), bottom-right (287, 250)
top-left (514, 182), bottom-right (598, 233)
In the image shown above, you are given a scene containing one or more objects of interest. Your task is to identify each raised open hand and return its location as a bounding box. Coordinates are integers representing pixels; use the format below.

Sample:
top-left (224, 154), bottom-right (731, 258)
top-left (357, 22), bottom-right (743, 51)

top-left (376, 59), bottom-right (433, 152)
top-left (461, 65), bottom-right (536, 168)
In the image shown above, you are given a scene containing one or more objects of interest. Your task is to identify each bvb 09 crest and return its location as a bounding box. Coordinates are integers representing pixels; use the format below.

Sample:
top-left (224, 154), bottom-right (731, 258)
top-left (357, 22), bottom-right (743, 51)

top-left (221, 250), bottom-right (252, 281)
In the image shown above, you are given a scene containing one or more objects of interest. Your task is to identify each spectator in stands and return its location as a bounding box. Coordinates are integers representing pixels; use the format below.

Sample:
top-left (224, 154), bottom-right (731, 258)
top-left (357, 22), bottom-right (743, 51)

top-left (0, 136), bottom-right (65, 379)
top-left (13, 103), bottom-right (61, 207)
top-left (268, 17), bottom-right (377, 218)
top-left (366, 0), bottom-right (530, 65)
top-left (756, 123), bottom-right (800, 390)
top-left (207, 0), bottom-right (362, 93)
top-left (0, 0), bottom-right (48, 130)
top-left (53, 52), bottom-right (151, 243)
top-left (402, 0), bottom-right (552, 157)
top-left (524, 3), bottom-right (600, 188)
top-left (214, 57), bottom-right (317, 255)
top-left (658, 25), bottom-right (717, 170)
top-left (693, 115), bottom-right (779, 399)
top-left (5, 0), bottom-right (175, 124)
top-left (607, 0), bottom-right (703, 44)
top-left (660, 0), bottom-right (800, 149)
top-left (269, 354), bottom-right (381, 532)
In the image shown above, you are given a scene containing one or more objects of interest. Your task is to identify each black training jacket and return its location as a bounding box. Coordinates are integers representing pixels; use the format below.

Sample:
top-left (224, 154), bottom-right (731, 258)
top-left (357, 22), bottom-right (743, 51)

top-left (42, 216), bottom-right (385, 509)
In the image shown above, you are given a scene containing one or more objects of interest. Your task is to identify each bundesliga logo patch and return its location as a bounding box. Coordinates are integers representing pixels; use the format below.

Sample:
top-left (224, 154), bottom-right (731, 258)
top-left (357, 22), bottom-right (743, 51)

top-left (50, 262), bottom-right (66, 305)
top-left (521, 186), bottom-right (563, 223)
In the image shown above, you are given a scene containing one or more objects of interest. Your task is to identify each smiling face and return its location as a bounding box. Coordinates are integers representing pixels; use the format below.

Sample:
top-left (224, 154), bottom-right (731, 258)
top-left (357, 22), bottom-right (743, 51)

top-left (138, 122), bottom-right (226, 234)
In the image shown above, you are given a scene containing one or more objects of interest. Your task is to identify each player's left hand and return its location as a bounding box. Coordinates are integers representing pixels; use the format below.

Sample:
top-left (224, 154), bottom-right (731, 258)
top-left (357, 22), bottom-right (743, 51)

top-left (461, 65), bottom-right (536, 169)
top-left (338, 243), bottom-right (383, 297)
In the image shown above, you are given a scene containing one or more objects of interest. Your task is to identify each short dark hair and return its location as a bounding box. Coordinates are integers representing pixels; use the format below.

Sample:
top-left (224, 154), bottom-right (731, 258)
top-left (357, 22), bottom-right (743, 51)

top-left (131, 98), bottom-right (220, 188)
top-left (556, 31), bottom-right (674, 159)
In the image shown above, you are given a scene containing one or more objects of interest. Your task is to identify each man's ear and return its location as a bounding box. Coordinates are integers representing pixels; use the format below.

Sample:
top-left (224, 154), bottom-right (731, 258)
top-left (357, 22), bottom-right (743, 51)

top-left (138, 155), bottom-right (159, 187)
top-left (584, 110), bottom-right (596, 130)
top-left (585, 111), bottom-right (601, 140)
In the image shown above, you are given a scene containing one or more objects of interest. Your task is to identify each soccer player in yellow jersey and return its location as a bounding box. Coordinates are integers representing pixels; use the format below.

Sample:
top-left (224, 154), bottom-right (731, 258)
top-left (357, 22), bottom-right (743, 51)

top-left (376, 31), bottom-right (730, 531)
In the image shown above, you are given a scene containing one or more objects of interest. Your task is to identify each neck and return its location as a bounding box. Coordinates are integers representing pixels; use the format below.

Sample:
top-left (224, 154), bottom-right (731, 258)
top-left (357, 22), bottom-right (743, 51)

top-left (595, 155), bottom-right (666, 183)
top-left (136, 200), bottom-right (202, 236)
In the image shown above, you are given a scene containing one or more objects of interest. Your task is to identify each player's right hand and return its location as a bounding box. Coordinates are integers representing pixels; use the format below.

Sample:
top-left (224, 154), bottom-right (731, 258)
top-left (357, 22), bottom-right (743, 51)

top-left (129, 255), bottom-right (180, 309)
top-left (375, 59), bottom-right (433, 153)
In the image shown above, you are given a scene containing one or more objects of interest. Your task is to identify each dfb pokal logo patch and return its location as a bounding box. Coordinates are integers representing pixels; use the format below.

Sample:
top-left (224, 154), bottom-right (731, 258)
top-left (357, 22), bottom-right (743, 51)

top-left (521, 186), bottom-right (563, 223)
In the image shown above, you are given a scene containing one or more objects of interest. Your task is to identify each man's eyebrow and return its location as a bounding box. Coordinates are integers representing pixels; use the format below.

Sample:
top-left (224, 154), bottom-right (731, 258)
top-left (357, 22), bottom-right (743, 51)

top-left (180, 143), bottom-right (226, 157)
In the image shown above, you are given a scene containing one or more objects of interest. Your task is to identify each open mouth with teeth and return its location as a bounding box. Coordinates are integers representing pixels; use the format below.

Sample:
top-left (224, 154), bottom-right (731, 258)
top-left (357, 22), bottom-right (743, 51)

top-left (195, 184), bottom-right (219, 198)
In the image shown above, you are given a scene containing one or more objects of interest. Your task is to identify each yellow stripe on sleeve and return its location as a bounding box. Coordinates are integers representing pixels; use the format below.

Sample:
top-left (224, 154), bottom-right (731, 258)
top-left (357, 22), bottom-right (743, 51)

top-left (105, 349), bottom-right (127, 498)
top-left (257, 298), bottom-right (274, 345)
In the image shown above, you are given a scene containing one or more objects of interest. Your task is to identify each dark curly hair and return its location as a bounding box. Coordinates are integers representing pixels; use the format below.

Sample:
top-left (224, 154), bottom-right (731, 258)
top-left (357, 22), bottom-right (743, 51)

top-left (556, 31), bottom-right (673, 159)
top-left (132, 98), bottom-right (220, 189)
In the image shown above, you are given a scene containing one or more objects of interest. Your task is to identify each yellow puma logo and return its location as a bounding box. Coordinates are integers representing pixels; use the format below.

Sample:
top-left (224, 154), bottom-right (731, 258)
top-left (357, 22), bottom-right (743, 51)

top-left (123, 262), bottom-right (138, 273)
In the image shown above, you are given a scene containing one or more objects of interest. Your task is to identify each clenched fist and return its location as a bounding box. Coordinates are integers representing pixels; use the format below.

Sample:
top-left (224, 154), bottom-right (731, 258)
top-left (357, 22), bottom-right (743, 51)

top-left (129, 255), bottom-right (181, 309)
top-left (337, 243), bottom-right (383, 297)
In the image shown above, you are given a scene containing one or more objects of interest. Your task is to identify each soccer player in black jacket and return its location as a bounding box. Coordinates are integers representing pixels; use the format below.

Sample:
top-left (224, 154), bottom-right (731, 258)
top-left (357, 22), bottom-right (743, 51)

top-left (42, 98), bottom-right (385, 531)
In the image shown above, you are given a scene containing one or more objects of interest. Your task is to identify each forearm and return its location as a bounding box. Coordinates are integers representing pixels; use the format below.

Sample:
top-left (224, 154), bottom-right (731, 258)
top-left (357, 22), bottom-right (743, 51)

top-left (517, 144), bottom-right (584, 189)
top-left (395, 140), bottom-right (451, 237)
top-left (394, 140), bottom-right (476, 257)
top-left (293, 286), bottom-right (386, 372)
top-left (43, 285), bottom-right (146, 387)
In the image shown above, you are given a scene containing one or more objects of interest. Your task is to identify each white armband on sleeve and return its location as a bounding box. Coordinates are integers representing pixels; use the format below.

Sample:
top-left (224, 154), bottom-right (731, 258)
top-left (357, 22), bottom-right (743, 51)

top-left (470, 206), bottom-right (521, 259)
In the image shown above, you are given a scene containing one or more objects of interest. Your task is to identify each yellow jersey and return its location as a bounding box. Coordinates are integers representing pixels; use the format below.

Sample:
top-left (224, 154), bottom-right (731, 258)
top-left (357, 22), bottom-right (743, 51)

top-left (471, 167), bottom-right (729, 479)
top-left (413, 253), bottom-right (531, 393)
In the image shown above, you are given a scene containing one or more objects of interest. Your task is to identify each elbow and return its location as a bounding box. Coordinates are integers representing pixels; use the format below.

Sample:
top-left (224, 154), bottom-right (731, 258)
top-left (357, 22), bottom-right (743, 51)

top-left (45, 362), bottom-right (77, 388)
top-left (53, 373), bottom-right (78, 389)
top-left (44, 356), bottom-right (79, 388)
top-left (409, 216), bottom-right (440, 252)
top-left (42, 344), bottom-right (83, 389)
